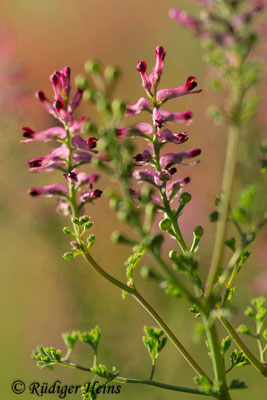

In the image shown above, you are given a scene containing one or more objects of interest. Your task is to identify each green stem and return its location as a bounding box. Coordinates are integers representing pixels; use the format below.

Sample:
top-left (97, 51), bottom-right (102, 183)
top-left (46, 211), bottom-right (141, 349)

top-left (115, 377), bottom-right (213, 397)
top-left (219, 315), bottom-right (267, 377)
top-left (58, 360), bottom-right (213, 397)
top-left (206, 125), bottom-right (240, 298)
top-left (133, 290), bottom-right (211, 381)
top-left (202, 315), bottom-right (231, 399)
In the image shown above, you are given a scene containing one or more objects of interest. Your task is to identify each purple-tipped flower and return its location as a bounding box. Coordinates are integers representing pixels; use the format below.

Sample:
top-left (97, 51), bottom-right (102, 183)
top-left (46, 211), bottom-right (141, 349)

top-left (133, 168), bottom-right (171, 187)
top-left (28, 183), bottom-right (68, 197)
top-left (28, 145), bottom-right (69, 172)
top-left (159, 109), bottom-right (193, 125)
top-left (126, 97), bottom-right (150, 116)
top-left (68, 88), bottom-right (83, 112)
top-left (36, 90), bottom-right (57, 117)
top-left (72, 134), bottom-right (98, 153)
top-left (149, 45), bottom-right (166, 88)
top-left (160, 148), bottom-right (201, 169)
top-left (137, 61), bottom-right (152, 94)
top-left (161, 129), bottom-right (188, 144)
top-left (166, 177), bottom-right (190, 198)
top-left (21, 126), bottom-right (66, 143)
top-left (133, 150), bottom-right (152, 165)
top-left (157, 76), bottom-right (202, 103)
top-left (117, 123), bottom-right (153, 138)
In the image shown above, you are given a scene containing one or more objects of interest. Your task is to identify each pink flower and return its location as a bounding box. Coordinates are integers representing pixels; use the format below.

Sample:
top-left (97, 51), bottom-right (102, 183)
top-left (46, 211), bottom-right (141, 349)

top-left (21, 126), bottom-right (66, 143)
top-left (133, 168), bottom-right (171, 187)
top-left (160, 148), bottom-right (201, 169)
top-left (72, 134), bottom-right (98, 153)
top-left (133, 150), bottom-right (152, 164)
top-left (117, 123), bottom-right (153, 138)
top-left (28, 145), bottom-right (69, 172)
top-left (68, 89), bottom-right (83, 112)
top-left (169, 9), bottom-right (202, 34)
top-left (36, 67), bottom-right (84, 124)
top-left (137, 61), bottom-right (152, 94)
top-left (161, 129), bottom-right (188, 144)
top-left (149, 45), bottom-right (166, 88)
top-left (28, 183), bottom-right (68, 197)
top-left (166, 177), bottom-right (190, 198)
top-left (77, 172), bottom-right (99, 187)
top-left (159, 110), bottom-right (193, 125)
top-left (126, 97), bottom-right (150, 116)
top-left (157, 76), bottom-right (202, 103)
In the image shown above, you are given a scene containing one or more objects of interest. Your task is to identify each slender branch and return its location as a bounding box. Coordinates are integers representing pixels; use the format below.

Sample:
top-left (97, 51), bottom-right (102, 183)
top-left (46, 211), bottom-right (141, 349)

top-left (115, 376), bottom-right (213, 397)
top-left (219, 315), bottom-right (267, 377)
top-left (133, 290), bottom-right (211, 381)
top-left (57, 360), bottom-right (213, 397)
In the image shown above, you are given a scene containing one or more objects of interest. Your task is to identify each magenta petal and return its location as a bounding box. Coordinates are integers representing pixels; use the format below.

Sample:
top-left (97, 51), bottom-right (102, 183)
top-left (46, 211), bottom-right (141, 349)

top-left (29, 183), bottom-right (68, 197)
top-left (21, 126), bottom-right (66, 143)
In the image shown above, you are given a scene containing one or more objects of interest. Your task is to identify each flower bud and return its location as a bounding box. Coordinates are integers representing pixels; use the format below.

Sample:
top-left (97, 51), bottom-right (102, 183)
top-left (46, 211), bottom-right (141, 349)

top-left (84, 60), bottom-right (101, 74)
top-left (180, 192), bottom-right (192, 204)
top-left (193, 226), bottom-right (204, 238)
top-left (159, 218), bottom-right (172, 231)
top-left (104, 65), bottom-right (120, 84)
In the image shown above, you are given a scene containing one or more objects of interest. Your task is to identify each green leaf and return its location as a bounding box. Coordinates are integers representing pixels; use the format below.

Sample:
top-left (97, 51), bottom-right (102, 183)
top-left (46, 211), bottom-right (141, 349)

top-left (194, 376), bottom-right (212, 394)
top-left (62, 331), bottom-right (79, 350)
top-left (125, 240), bottom-right (148, 287)
top-left (210, 211), bottom-right (219, 222)
top-left (169, 251), bottom-right (202, 289)
top-left (225, 237), bottom-right (236, 252)
top-left (79, 215), bottom-right (91, 225)
top-left (221, 336), bottom-right (232, 355)
top-left (63, 227), bottom-right (73, 235)
top-left (79, 326), bottom-right (101, 352)
top-left (237, 325), bottom-right (250, 336)
top-left (230, 350), bottom-right (249, 367)
top-left (87, 234), bottom-right (96, 249)
top-left (91, 364), bottom-right (119, 382)
top-left (63, 252), bottom-right (75, 260)
top-left (164, 283), bottom-right (182, 298)
top-left (142, 326), bottom-right (167, 364)
top-left (263, 330), bottom-right (267, 341)
top-left (229, 379), bottom-right (247, 389)
top-left (33, 346), bottom-right (62, 368)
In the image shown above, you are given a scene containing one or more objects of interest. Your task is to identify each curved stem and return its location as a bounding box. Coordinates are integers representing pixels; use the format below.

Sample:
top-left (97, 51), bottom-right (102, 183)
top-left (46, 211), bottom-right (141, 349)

top-left (81, 247), bottom-right (210, 380)
top-left (133, 290), bottom-right (211, 381)
top-left (219, 315), bottom-right (267, 377)
top-left (206, 125), bottom-right (240, 298)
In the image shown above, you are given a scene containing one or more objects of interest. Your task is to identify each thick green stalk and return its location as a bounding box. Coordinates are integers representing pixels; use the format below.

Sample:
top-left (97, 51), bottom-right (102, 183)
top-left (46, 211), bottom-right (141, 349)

top-left (202, 315), bottom-right (231, 400)
top-left (206, 125), bottom-right (240, 298)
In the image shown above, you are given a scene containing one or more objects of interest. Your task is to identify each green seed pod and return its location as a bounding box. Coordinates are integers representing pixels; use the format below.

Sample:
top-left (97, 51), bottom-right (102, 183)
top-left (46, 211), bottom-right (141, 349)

top-left (112, 98), bottom-right (126, 117)
top-left (194, 226), bottom-right (204, 238)
top-left (180, 192), bottom-right (192, 204)
top-left (84, 60), bottom-right (101, 74)
top-left (159, 218), bottom-right (172, 231)
top-left (75, 75), bottom-right (88, 90)
top-left (104, 65), bottom-right (120, 84)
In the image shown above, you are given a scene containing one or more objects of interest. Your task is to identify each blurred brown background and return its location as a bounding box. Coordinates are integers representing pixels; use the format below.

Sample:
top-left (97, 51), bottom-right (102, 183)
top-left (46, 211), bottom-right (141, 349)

top-left (0, 0), bottom-right (266, 399)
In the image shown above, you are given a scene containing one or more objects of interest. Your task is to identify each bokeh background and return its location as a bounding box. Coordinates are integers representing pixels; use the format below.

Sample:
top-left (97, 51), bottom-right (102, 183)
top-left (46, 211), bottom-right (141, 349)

top-left (0, 0), bottom-right (266, 399)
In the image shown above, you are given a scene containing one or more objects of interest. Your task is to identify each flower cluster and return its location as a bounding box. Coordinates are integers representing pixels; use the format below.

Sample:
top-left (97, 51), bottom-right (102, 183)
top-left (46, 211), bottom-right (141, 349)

top-left (22, 67), bottom-right (103, 215)
top-left (123, 46), bottom-right (202, 207)
top-left (169, 1), bottom-right (266, 47)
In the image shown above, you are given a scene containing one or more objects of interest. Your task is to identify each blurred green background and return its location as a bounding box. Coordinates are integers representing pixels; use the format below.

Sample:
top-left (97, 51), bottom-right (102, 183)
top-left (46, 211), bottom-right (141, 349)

top-left (0, 0), bottom-right (266, 399)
